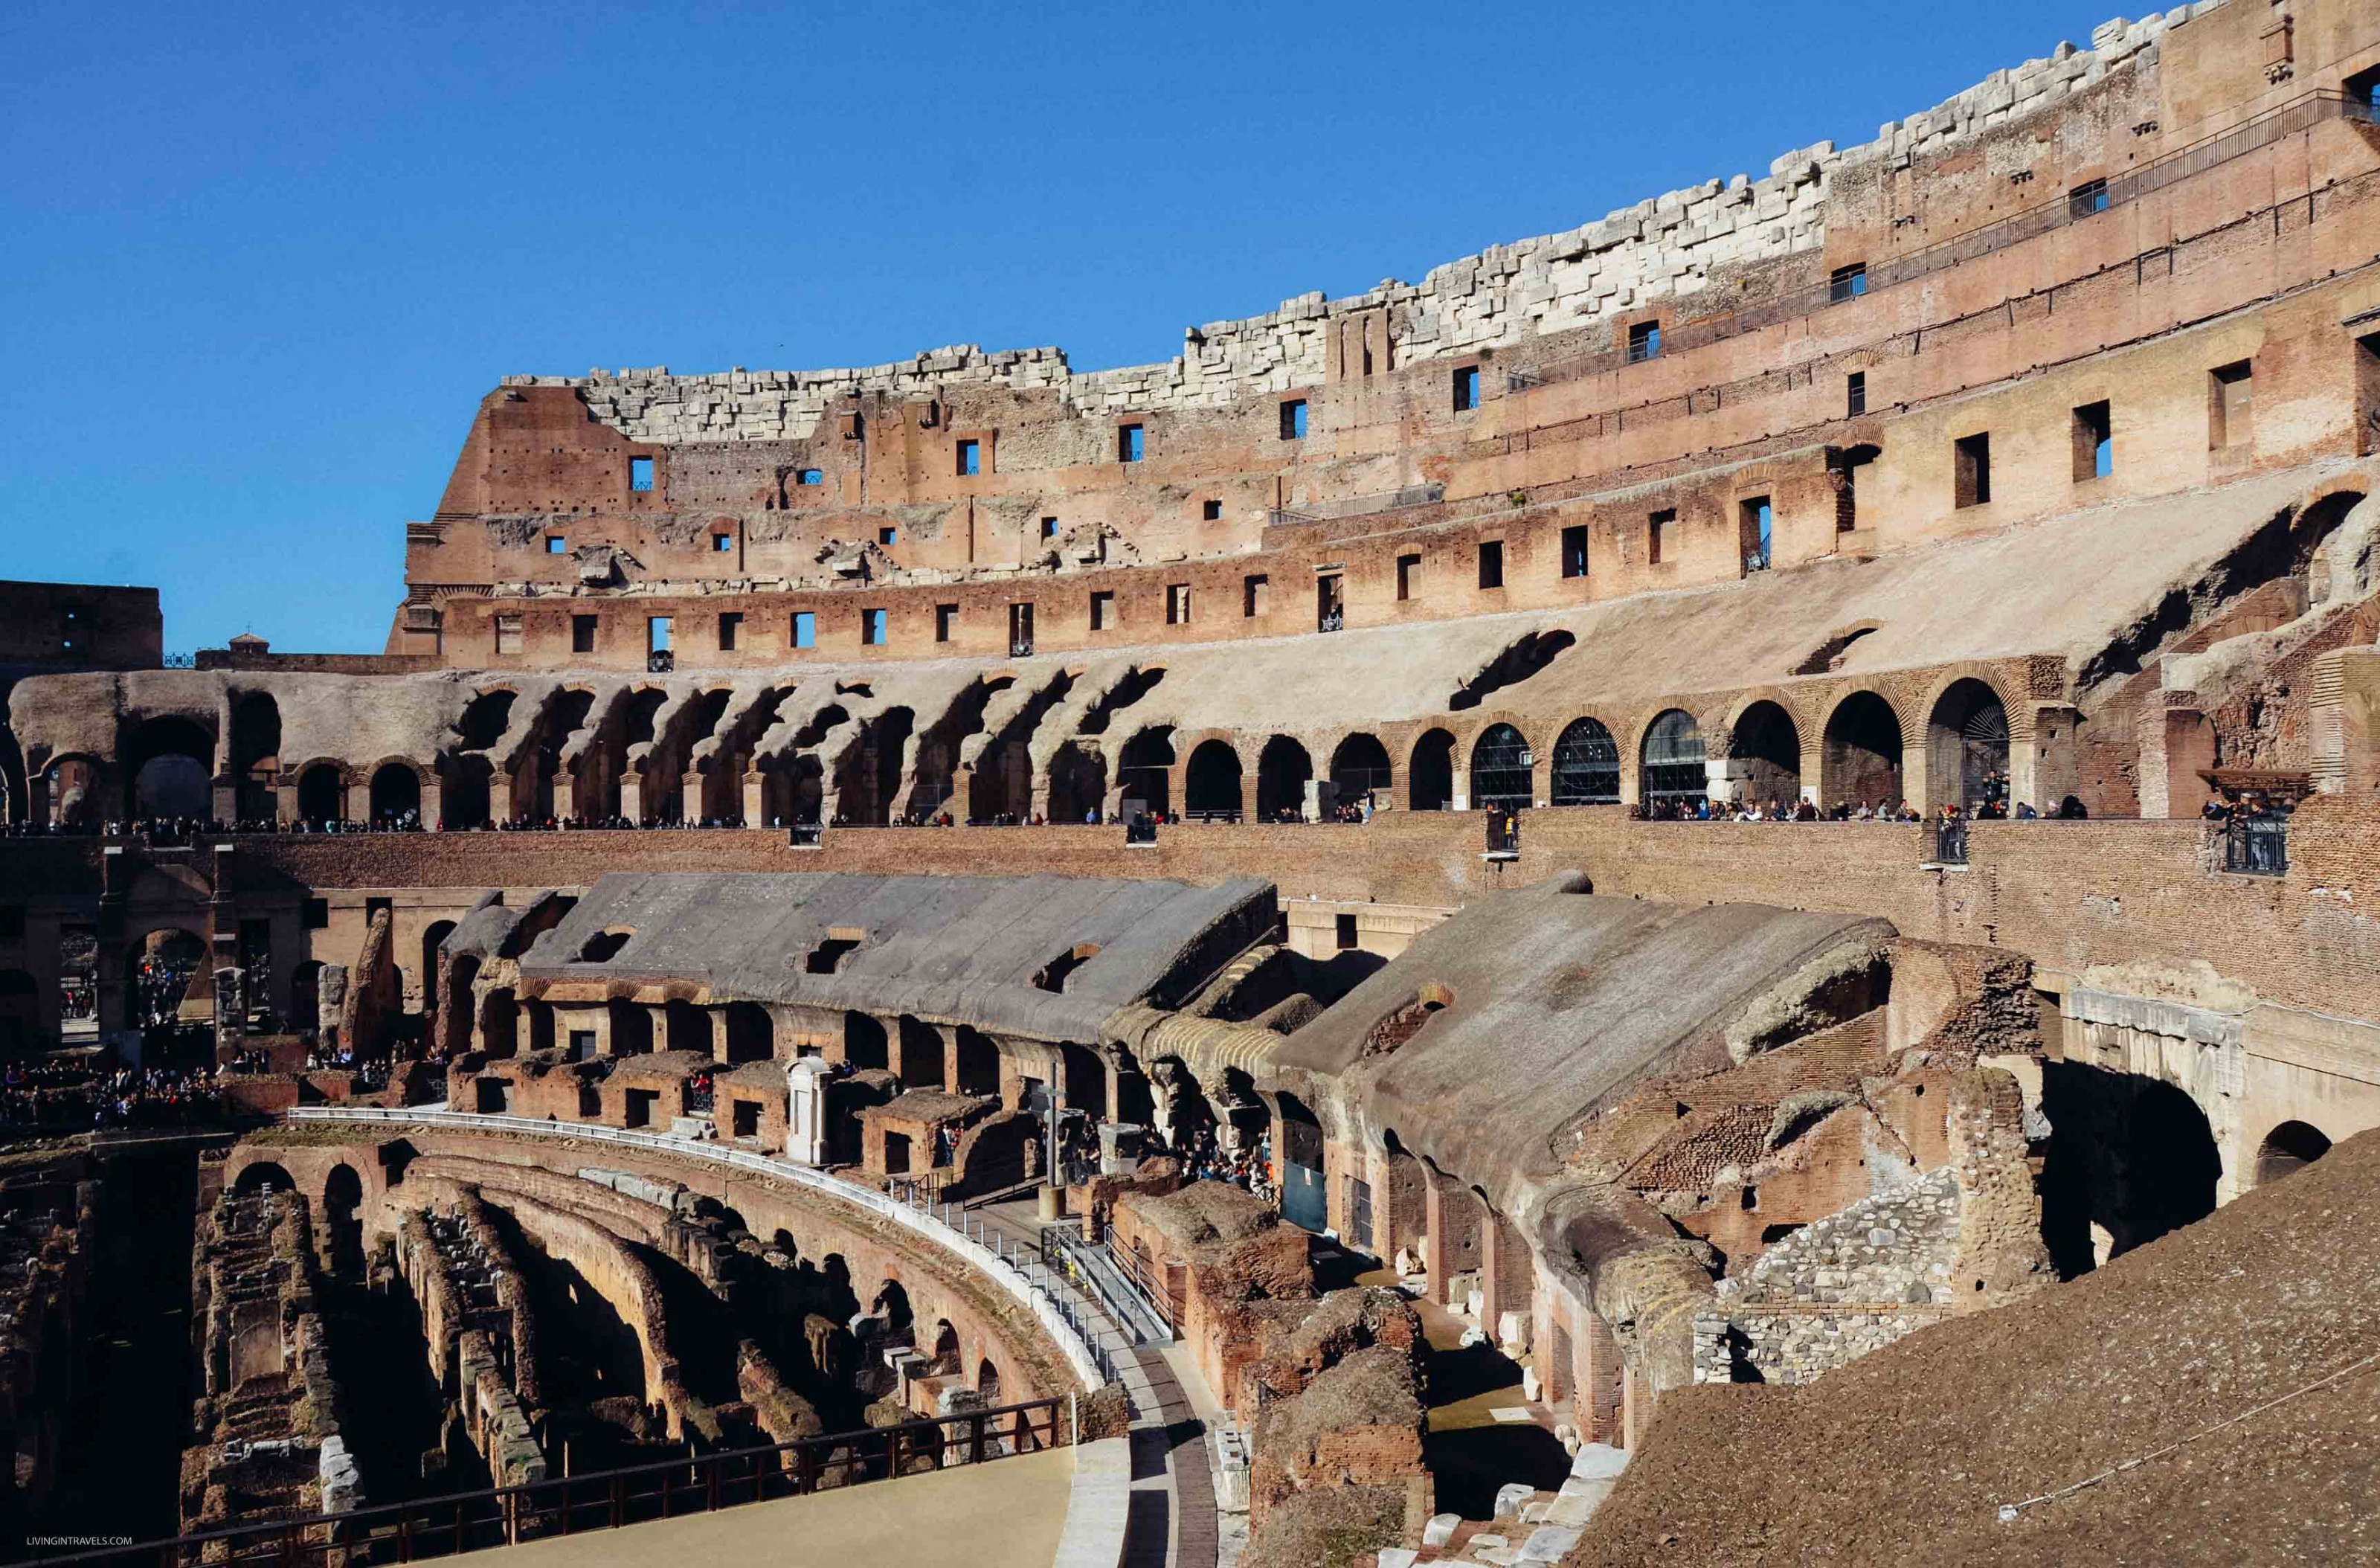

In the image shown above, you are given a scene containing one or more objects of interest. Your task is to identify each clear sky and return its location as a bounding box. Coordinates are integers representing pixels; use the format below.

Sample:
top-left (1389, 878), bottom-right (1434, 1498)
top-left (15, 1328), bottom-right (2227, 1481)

top-left (2, 0), bottom-right (2117, 655)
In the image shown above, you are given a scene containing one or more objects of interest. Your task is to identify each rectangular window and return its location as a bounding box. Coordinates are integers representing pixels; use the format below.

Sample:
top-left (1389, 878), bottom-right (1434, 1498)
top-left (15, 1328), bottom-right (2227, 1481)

top-left (1829, 263), bottom-right (1868, 302)
top-left (568, 1029), bottom-right (597, 1062)
top-left (1847, 370), bottom-right (1868, 417)
top-left (1477, 539), bottom-right (1504, 590)
top-left (1335, 912), bottom-right (1358, 950)
top-left (630, 456), bottom-right (654, 492)
top-left (2068, 177), bottom-right (2110, 219)
top-left (1955, 432), bottom-right (1993, 507)
top-left (862, 608), bottom-right (887, 646)
top-left (1627, 321), bottom-right (1661, 364)
top-left (1040, 516), bottom-right (1058, 539)
top-left (495, 614), bottom-right (524, 656)
top-left (571, 614), bottom-right (597, 654)
top-left (878, 526), bottom-right (897, 546)
top-left (1397, 553), bottom-right (1421, 601)
top-left (1009, 601), bottom-right (1035, 656)
top-left (718, 611), bottom-right (742, 652)
top-left (712, 533), bottom-right (733, 553)
top-left (2073, 401), bottom-right (2113, 481)
top-left (1244, 573), bottom-right (1270, 617)
top-left (545, 536), bottom-right (567, 555)
top-left (2210, 361), bottom-right (2253, 449)
top-left (1648, 508), bottom-right (1676, 565)
top-left (2350, 64), bottom-right (2380, 110)
top-left (1201, 498), bottom-right (1222, 521)
top-left (1090, 590), bottom-right (1116, 631)
top-left (936, 603), bottom-right (956, 643)
top-left (1316, 573), bottom-right (1344, 632)
top-left (1452, 365), bottom-right (1480, 413)
top-left (1560, 524), bottom-right (1589, 579)
top-left (1118, 424), bottom-right (1144, 463)
top-left (303, 898), bottom-right (329, 930)
top-left (797, 468), bottom-right (824, 486)
top-left (792, 611), bottom-right (815, 650)
top-left (1740, 495), bottom-right (1773, 572)
top-left (647, 616), bottom-right (672, 653)
top-left (1166, 583), bottom-right (1191, 625)
top-left (1279, 399), bottom-right (1308, 440)
top-left (956, 438), bottom-right (980, 476)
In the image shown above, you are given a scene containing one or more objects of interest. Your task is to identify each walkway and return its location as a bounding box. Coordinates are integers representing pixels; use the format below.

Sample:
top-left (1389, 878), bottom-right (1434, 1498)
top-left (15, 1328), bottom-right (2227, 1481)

top-left (470, 1445), bottom-right (1075, 1568)
top-left (974, 1196), bottom-right (1224, 1568)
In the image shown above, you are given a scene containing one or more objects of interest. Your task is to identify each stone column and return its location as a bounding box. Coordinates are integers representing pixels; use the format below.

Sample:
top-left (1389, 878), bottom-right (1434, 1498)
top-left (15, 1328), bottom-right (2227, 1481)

top-left (2138, 700), bottom-right (2215, 818)
top-left (620, 770), bottom-right (645, 825)
top-left (344, 773), bottom-right (371, 826)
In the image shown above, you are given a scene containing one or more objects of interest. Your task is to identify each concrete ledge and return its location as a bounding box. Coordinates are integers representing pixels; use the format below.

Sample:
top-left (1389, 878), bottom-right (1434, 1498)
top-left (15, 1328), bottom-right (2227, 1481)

top-left (1052, 1436), bottom-right (1130, 1568)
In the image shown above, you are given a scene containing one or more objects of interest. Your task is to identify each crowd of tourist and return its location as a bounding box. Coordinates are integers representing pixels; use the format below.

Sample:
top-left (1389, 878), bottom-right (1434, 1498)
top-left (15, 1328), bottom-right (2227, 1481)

top-left (0, 1059), bottom-right (225, 1130)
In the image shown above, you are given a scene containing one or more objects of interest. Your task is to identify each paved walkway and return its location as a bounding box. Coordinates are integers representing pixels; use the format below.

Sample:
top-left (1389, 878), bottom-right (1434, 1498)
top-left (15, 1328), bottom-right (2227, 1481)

top-left (974, 1197), bottom-right (1223, 1568)
top-left (470, 1445), bottom-right (1075, 1568)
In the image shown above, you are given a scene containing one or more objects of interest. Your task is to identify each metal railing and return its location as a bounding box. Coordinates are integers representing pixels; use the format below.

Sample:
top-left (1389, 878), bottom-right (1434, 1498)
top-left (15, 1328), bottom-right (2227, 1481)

top-left (1929, 820), bottom-right (1971, 865)
top-left (2221, 814), bottom-right (2289, 875)
top-left (26, 1397), bottom-right (1072, 1568)
top-left (285, 1107), bottom-right (1119, 1386)
top-left (1040, 1225), bottom-right (1176, 1344)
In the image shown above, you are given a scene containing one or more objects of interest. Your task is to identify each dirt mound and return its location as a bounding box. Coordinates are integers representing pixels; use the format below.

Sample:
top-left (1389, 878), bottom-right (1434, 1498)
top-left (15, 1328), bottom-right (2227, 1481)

top-left (1572, 1128), bottom-right (2380, 1567)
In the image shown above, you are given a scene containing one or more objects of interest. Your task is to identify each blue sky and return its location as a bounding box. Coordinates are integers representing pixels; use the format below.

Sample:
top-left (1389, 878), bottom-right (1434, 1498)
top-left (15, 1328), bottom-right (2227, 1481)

top-left (2, 0), bottom-right (2113, 654)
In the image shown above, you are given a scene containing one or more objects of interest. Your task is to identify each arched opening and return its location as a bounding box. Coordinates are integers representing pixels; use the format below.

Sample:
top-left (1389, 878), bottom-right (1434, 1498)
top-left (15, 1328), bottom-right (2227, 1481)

top-left (952, 1026), bottom-right (1000, 1096)
top-left (1409, 729), bottom-right (1456, 812)
top-left (2256, 1120), bottom-right (2332, 1186)
top-left (233, 1160), bottom-right (296, 1196)
top-left (1328, 733), bottom-right (1392, 806)
top-left (1821, 692), bottom-right (1905, 811)
top-left (2038, 1062), bottom-right (2221, 1273)
top-left (228, 694), bottom-right (281, 822)
top-left (843, 1011), bottom-right (889, 1071)
top-left (930, 1320), bottom-right (962, 1375)
top-left (419, 921), bottom-right (455, 1023)
top-left (833, 709), bottom-right (913, 827)
top-left (1926, 679), bottom-right (2009, 812)
top-left (128, 929), bottom-right (207, 1034)
top-left (1640, 710), bottom-right (1708, 811)
top-left (456, 690), bottom-right (515, 751)
top-left (1046, 742), bottom-right (1108, 824)
top-left (369, 763), bottom-right (422, 826)
top-left (896, 1017), bottom-right (945, 1089)
top-left (605, 998), bottom-right (653, 1056)
top-left (0, 971), bottom-right (39, 1060)
top-left (869, 1279), bottom-right (914, 1338)
top-left (1255, 736), bottom-right (1313, 821)
top-left (124, 716), bottom-right (214, 820)
top-left (1727, 701), bottom-right (1801, 809)
top-left (663, 1000), bottom-right (712, 1056)
top-left (969, 736), bottom-right (1034, 823)
top-left (977, 1358), bottom-right (1002, 1404)
top-left (723, 1002), bottom-right (773, 1066)
top-left (764, 754), bottom-right (824, 828)
top-left (1116, 727), bottom-right (1174, 817)
top-left (1184, 740), bottom-right (1243, 820)
top-left (442, 755), bottom-right (492, 829)
top-left (479, 987), bottom-right (518, 1057)
top-left (322, 1163), bottom-right (364, 1276)
top-left (296, 763), bottom-right (344, 825)
top-left (1469, 723), bottom-right (1533, 812)
top-left (1548, 718), bottom-right (1619, 806)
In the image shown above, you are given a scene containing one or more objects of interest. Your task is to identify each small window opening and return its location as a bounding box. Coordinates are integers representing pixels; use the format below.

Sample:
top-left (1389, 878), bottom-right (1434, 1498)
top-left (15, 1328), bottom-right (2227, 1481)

top-left (793, 611), bottom-right (816, 650)
top-left (1165, 584), bottom-right (1191, 626)
top-left (630, 456), bottom-right (655, 492)
top-left (1090, 590), bottom-right (1116, 631)
top-left (1740, 496), bottom-right (1772, 573)
top-left (1334, 913), bottom-right (1358, 951)
top-left (1560, 524), bottom-right (1589, 579)
top-left (797, 468), bottom-right (824, 486)
top-left (718, 611), bottom-right (743, 652)
top-left (1452, 365), bottom-right (1480, 412)
top-left (1316, 573), bottom-right (1343, 632)
top-left (1032, 943), bottom-right (1102, 993)
top-left (545, 536), bottom-right (567, 555)
top-left (1397, 553), bottom-right (1421, 601)
top-left (2210, 361), bottom-right (2254, 449)
top-left (1627, 321), bottom-right (1662, 364)
top-left (1118, 424), bottom-right (1144, 463)
top-left (647, 616), bottom-right (672, 653)
top-left (1040, 516), bottom-right (1058, 539)
top-left (2068, 177), bottom-right (2109, 219)
top-left (711, 533), bottom-right (733, 553)
top-left (733, 1101), bottom-right (760, 1139)
top-left (572, 614), bottom-right (597, 654)
top-left (878, 526), bottom-right (897, 547)
top-left (578, 930), bottom-right (632, 963)
top-left (1009, 601), bottom-right (1035, 656)
top-left (956, 438), bottom-right (980, 476)
top-left (1244, 573), bottom-right (1270, 618)
top-left (1830, 263), bottom-right (1868, 302)
top-left (862, 608), bottom-right (888, 646)
top-left (2073, 401), bottom-right (2112, 481)
top-left (1477, 539), bottom-right (1504, 590)
top-left (1846, 370), bottom-right (1867, 417)
top-left (1648, 508), bottom-right (1676, 565)
top-left (1202, 498), bottom-right (1222, 521)
top-left (1955, 432), bottom-right (1993, 507)
top-left (495, 614), bottom-right (524, 657)
top-left (936, 603), bottom-right (956, 643)
top-left (805, 930), bottom-right (865, 974)
top-left (1280, 399), bottom-right (1308, 440)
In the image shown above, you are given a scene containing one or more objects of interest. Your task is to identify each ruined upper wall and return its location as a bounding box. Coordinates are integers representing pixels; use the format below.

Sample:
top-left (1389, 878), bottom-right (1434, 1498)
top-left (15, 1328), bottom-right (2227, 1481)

top-left (508, 4), bottom-right (2231, 445)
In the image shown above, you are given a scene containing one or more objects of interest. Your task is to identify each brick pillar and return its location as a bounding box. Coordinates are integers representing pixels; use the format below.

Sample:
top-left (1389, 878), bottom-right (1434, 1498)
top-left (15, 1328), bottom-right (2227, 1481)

top-left (620, 770), bottom-right (645, 825)
top-left (344, 773), bottom-right (371, 826)
top-left (1421, 1175), bottom-right (1452, 1306)
top-left (94, 846), bottom-right (129, 1049)
top-left (1583, 1311), bottom-right (1626, 1446)
top-left (274, 776), bottom-right (298, 826)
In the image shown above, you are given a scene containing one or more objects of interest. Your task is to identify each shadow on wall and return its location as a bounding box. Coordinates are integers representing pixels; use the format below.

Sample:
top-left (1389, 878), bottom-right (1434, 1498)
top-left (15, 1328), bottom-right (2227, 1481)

top-left (2037, 1061), bottom-right (2220, 1277)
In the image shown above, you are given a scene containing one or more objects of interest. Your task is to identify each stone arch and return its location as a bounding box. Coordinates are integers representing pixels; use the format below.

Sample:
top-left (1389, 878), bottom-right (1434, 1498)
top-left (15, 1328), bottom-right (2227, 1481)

top-left (455, 688), bottom-right (517, 751)
top-left (369, 761), bottom-right (423, 824)
top-left (322, 1163), bottom-right (364, 1274)
top-left (969, 735), bottom-right (1034, 823)
top-left (227, 693), bottom-right (281, 821)
top-left (765, 753), bottom-right (824, 828)
top-left (1548, 718), bottom-right (1620, 806)
top-left (1409, 728), bottom-right (1456, 812)
top-left (1468, 722), bottom-right (1533, 812)
top-left (2256, 1120), bottom-right (2332, 1186)
top-left (1821, 690), bottom-right (1905, 810)
top-left (1184, 739), bottom-right (1243, 820)
top-left (870, 1278), bottom-right (914, 1336)
top-left (479, 986), bottom-right (518, 1057)
top-left (843, 1011), bottom-right (889, 1071)
top-left (1116, 727), bottom-right (1175, 817)
top-left (664, 998), bottom-right (712, 1055)
top-left (952, 1027), bottom-right (1000, 1096)
top-left (233, 1160), bottom-right (296, 1195)
top-left (977, 1357), bottom-right (1003, 1404)
top-left (608, 997), bottom-right (653, 1055)
top-left (1725, 698), bottom-right (1801, 808)
top-left (1925, 677), bottom-right (2010, 812)
top-left (123, 716), bottom-right (214, 820)
top-left (722, 1001), bottom-right (773, 1066)
top-left (1046, 742), bottom-right (1108, 824)
top-left (419, 921), bottom-right (456, 1021)
top-left (295, 761), bottom-right (345, 824)
top-left (896, 1017), bottom-right (945, 1089)
top-left (1328, 733), bottom-right (1393, 803)
top-left (1639, 709), bottom-right (1708, 809)
top-left (1255, 736), bottom-right (1313, 821)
